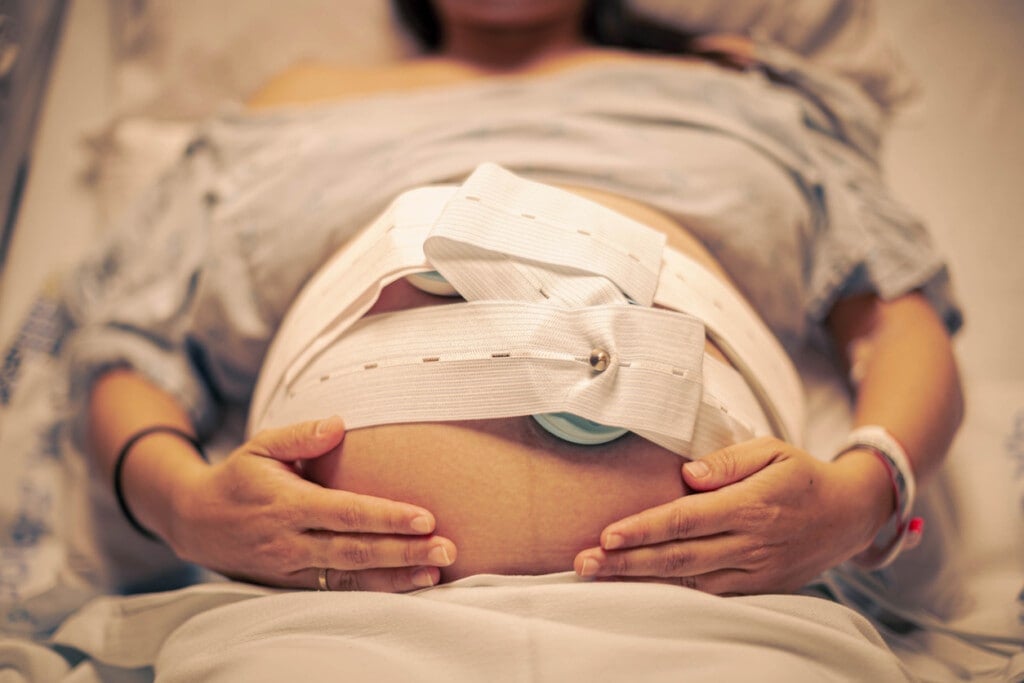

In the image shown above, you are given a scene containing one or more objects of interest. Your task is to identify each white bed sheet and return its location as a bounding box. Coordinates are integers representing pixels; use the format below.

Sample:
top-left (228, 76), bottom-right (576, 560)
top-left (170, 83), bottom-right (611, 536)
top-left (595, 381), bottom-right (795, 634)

top-left (0, 1), bottom-right (1021, 681)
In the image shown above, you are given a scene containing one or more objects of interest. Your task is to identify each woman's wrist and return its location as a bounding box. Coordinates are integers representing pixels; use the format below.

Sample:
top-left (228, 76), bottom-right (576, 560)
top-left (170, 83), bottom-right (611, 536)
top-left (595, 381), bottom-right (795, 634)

top-left (119, 431), bottom-right (209, 545)
top-left (829, 447), bottom-right (897, 552)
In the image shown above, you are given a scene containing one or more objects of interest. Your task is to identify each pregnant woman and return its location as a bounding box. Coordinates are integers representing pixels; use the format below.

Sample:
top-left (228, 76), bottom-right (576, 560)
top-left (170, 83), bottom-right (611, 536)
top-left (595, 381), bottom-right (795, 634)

top-left (77, 0), bottom-right (962, 594)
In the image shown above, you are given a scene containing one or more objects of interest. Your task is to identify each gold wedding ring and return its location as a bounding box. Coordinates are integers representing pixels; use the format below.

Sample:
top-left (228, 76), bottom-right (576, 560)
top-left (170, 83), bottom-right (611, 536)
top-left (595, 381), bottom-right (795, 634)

top-left (317, 567), bottom-right (330, 591)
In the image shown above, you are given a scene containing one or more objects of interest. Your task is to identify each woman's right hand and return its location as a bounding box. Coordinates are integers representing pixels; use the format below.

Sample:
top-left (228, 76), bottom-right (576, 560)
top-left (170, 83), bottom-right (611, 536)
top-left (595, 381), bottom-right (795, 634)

top-left (162, 416), bottom-right (457, 592)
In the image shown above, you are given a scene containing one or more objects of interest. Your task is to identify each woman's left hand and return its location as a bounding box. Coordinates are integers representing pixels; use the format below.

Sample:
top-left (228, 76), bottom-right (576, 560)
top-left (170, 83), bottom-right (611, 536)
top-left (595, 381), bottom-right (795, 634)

top-left (572, 436), bottom-right (893, 594)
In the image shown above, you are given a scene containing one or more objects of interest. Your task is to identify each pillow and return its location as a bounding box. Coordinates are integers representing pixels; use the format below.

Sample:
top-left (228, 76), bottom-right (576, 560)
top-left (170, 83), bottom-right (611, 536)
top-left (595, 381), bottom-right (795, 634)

top-left (104, 0), bottom-right (412, 120)
top-left (626, 0), bottom-right (917, 112)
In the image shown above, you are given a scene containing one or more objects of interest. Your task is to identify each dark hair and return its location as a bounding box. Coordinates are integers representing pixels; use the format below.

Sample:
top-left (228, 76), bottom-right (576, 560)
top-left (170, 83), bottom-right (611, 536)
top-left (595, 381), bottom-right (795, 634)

top-left (391, 0), bottom-right (697, 55)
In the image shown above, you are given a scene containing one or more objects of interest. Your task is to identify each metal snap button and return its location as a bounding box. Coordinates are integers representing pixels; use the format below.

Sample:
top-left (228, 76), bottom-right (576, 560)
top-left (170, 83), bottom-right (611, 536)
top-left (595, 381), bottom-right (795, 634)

top-left (589, 348), bottom-right (610, 372)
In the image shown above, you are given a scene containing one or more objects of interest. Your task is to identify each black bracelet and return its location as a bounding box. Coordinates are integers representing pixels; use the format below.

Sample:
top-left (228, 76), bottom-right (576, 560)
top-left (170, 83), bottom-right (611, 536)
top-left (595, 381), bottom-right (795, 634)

top-left (113, 425), bottom-right (208, 542)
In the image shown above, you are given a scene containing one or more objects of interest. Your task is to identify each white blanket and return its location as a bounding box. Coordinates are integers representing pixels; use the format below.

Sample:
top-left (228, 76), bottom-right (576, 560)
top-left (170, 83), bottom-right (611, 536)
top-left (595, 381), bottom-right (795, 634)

top-left (50, 576), bottom-right (913, 683)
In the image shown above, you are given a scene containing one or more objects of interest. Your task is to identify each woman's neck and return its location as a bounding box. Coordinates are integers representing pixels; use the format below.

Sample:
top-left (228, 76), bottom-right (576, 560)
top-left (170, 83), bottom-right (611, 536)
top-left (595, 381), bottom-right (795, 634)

top-left (440, 20), bottom-right (588, 72)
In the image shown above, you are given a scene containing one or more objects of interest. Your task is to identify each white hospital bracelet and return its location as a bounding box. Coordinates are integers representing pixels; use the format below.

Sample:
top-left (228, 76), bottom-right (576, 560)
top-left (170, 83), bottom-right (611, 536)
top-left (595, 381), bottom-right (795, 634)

top-left (834, 425), bottom-right (922, 569)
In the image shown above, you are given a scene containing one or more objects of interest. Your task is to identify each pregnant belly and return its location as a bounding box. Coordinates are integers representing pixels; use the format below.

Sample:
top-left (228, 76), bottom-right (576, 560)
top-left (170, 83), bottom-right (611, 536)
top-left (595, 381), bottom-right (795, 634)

top-left (304, 416), bottom-right (687, 581)
top-left (302, 185), bottom-right (742, 582)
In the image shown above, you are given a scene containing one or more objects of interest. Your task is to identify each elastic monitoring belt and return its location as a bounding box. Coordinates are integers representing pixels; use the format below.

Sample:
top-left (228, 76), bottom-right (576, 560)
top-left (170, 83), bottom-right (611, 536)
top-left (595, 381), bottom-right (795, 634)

top-left (249, 163), bottom-right (804, 457)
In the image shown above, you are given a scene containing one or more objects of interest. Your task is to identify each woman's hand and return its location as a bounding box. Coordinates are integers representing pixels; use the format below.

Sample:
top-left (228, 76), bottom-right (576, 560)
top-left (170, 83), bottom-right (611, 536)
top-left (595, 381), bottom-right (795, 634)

top-left (572, 436), bottom-right (893, 594)
top-left (163, 417), bottom-right (457, 592)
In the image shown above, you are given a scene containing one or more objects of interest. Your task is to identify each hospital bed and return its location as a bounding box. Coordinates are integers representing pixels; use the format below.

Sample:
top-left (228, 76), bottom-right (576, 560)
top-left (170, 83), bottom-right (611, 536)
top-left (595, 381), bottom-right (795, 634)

top-left (0, 1), bottom-right (1021, 680)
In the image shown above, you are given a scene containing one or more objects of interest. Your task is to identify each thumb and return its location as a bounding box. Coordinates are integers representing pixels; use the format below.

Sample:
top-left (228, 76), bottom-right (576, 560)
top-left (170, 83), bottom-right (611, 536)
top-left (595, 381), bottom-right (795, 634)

top-left (248, 415), bottom-right (346, 462)
top-left (682, 439), bottom-right (778, 491)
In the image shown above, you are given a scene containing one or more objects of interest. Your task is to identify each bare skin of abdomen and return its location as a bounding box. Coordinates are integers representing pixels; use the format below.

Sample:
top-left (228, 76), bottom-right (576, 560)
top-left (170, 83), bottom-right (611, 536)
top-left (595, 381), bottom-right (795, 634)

top-left (304, 186), bottom-right (744, 582)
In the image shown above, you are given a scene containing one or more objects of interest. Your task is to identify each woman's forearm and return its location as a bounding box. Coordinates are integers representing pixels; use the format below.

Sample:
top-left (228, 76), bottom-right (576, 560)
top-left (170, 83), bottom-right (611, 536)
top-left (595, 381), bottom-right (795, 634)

top-left (828, 291), bottom-right (964, 483)
top-left (88, 368), bottom-right (208, 542)
top-left (88, 368), bottom-right (456, 589)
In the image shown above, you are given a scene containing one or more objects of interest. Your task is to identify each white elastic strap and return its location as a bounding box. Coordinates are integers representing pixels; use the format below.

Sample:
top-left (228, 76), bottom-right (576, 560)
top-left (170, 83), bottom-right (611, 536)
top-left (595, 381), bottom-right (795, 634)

top-left (250, 186), bottom-right (456, 420)
top-left (655, 248), bottom-right (803, 443)
top-left (250, 164), bottom-right (802, 455)
top-left (262, 302), bottom-right (760, 454)
top-left (425, 167), bottom-right (664, 307)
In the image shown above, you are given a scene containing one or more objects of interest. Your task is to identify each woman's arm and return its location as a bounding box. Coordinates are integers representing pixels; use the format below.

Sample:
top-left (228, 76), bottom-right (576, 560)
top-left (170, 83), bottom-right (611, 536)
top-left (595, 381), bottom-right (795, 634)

top-left (89, 368), bottom-right (456, 591)
top-left (827, 291), bottom-right (963, 484)
top-left (573, 291), bottom-right (963, 593)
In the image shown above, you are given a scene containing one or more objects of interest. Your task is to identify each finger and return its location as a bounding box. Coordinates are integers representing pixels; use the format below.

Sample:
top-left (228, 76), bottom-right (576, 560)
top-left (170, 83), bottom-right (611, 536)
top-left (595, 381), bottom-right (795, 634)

top-left (291, 566), bottom-right (443, 593)
top-left (597, 488), bottom-right (744, 550)
top-left (248, 416), bottom-right (347, 462)
top-left (575, 534), bottom-right (748, 579)
top-left (293, 481), bottom-right (438, 536)
top-left (304, 533), bottom-right (457, 571)
top-left (681, 436), bottom-right (783, 492)
top-left (335, 566), bottom-right (443, 592)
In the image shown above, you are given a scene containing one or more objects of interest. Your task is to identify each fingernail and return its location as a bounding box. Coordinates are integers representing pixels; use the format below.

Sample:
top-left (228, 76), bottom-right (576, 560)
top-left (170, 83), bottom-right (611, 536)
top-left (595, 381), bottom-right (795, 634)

top-left (316, 415), bottom-right (344, 436)
top-left (410, 515), bottom-right (433, 534)
top-left (578, 558), bottom-right (600, 577)
top-left (603, 533), bottom-right (624, 550)
top-left (428, 545), bottom-right (452, 566)
top-left (412, 567), bottom-right (438, 588)
top-left (684, 460), bottom-right (710, 478)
